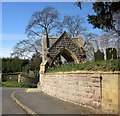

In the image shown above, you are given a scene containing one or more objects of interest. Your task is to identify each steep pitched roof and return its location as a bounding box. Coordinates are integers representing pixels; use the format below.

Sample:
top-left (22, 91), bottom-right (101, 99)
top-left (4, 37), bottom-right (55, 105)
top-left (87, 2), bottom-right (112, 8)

top-left (48, 32), bottom-right (84, 50)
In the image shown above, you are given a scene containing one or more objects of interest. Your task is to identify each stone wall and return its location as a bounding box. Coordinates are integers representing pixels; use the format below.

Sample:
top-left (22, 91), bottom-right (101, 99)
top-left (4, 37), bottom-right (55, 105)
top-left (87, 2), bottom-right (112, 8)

top-left (101, 72), bottom-right (119, 114)
top-left (2, 74), bottom-right (18, 82)
top-left (0, 73), bottom-right (1, 82)
top-left (18, 75), bottom-right (38, 84)
top-left (39, 71), bottom-right (119, 114)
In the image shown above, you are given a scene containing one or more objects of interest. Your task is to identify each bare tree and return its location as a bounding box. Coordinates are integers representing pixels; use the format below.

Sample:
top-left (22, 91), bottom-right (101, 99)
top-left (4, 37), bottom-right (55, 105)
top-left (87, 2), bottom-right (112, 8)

top-left (59, 15), bottom-right (85, 37)
top-left (98, 31), bottom-right (119, 59)
top-left (11, 37), bottom-right (42, 58)
top-left (12, 7), bottom-right (59, 58)
top-left (83, 33), bottom-right (99, 61)
top-left (26, 6), bottom-right (59, 48)
top-left (84, 31), bottom-right (119, 61)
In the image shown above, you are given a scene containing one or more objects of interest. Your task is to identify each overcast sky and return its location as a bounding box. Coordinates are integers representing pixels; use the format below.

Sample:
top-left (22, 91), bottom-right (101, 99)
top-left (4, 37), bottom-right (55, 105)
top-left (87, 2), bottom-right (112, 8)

top-left (1, 2), bottom-right (103, 58)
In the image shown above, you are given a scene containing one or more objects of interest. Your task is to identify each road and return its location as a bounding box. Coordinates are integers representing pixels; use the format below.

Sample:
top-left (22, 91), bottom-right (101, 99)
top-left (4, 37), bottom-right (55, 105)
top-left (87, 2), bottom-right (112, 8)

top-left (2, 87), bottom-right (27, 114)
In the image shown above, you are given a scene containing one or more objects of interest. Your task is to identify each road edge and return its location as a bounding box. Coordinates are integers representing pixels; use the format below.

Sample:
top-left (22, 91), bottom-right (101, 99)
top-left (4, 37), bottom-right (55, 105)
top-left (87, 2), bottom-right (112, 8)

top-left (11, 91), bottom-right (39, 116)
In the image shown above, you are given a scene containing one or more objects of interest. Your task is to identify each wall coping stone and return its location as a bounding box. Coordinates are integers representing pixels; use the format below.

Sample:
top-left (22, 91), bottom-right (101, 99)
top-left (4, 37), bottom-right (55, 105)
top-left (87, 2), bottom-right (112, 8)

top-left (46, 70), bottom-right (120, 75)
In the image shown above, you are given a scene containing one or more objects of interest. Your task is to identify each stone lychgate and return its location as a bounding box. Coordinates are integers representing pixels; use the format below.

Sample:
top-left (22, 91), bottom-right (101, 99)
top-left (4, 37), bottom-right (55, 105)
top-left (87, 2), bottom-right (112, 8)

top-left (48, 32), bottom-right (86, 66)
top-left (40, 32), bottom-right (86, 73)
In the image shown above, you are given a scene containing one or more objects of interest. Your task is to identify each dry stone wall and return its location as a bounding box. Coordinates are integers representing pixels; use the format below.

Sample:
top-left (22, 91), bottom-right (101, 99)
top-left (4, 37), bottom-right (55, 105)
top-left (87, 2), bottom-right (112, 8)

top-left (41, 72), bottom-right (102, 112)
top-left (101, 72), bottom-right (119, 114)
top-left (40, 71), bottom-right (119, 114)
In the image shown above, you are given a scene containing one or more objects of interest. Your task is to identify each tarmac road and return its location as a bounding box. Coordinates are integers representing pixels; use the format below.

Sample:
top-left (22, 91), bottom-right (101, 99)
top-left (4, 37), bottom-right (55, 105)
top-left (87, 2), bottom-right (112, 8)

top-left (2, 87), bottom-right (27, 114)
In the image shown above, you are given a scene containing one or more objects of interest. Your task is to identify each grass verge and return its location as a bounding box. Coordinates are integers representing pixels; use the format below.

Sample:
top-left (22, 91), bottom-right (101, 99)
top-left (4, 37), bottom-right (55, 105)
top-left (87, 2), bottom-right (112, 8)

top-left (46, 59), bottom-right (120, 73)
top-left (0, 81), bottom-right (37, 88)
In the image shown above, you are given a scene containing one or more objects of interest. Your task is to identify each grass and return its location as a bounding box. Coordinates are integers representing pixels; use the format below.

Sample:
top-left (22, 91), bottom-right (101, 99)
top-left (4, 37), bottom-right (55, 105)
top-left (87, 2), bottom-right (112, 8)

top-left (1, 72), bottom-right (38, 88)
top-left (0, 81), bottom-right (37, 88)
top-left (46, 59), bottom-right (120, 73)
top-left (0, 81), bottom-right (24, 88)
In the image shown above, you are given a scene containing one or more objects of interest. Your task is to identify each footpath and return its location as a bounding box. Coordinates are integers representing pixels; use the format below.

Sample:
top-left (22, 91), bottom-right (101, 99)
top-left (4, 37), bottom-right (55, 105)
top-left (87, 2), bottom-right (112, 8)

top-left (12, 89), bottom-right (95, 115)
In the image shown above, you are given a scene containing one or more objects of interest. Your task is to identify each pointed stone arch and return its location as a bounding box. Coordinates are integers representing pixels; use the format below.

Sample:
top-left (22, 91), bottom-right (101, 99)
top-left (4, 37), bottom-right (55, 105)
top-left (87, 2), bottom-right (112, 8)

top-left (47, 32), bottom-right (86, 67)
top-left (50, 48), bottom-right (79, 66)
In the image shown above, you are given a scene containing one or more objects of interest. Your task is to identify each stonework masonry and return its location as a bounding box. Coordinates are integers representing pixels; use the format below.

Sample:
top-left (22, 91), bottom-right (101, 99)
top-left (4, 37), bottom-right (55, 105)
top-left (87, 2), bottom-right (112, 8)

top-left (40, 32), bottom-right (86, 76)
top-left (38, 71), bottom-right (119, 114)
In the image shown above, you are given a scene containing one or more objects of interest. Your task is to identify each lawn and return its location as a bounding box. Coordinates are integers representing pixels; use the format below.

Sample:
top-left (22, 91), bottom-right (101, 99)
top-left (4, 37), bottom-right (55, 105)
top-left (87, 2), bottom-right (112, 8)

top-left (0, 81), bottom-right (37, 88)
top-left (46, 59), bottom-right (120, 73)
top-left (0, 81), bottom-right (27, 88)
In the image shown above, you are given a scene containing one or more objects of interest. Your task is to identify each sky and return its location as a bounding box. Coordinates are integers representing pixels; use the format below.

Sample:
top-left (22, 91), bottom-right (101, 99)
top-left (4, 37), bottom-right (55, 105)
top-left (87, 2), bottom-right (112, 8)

top-left (1, 2), bottom-right (103, 58)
